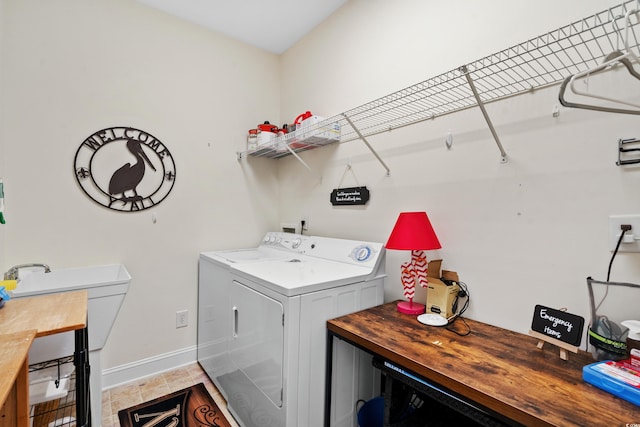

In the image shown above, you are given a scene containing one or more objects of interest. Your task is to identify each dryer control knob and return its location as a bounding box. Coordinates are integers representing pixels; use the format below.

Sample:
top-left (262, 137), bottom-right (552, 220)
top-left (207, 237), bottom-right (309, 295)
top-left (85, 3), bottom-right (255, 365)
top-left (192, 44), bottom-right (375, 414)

top-left (353, 245), bottom-right (373, 262)
top-left (292, 238), bottom-right (302, 249)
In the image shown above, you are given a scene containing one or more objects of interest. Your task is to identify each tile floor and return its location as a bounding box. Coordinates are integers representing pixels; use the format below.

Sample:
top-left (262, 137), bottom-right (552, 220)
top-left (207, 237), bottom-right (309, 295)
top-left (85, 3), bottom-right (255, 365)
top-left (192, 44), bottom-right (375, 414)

top-left (101, 362), bottom-right (240, 427)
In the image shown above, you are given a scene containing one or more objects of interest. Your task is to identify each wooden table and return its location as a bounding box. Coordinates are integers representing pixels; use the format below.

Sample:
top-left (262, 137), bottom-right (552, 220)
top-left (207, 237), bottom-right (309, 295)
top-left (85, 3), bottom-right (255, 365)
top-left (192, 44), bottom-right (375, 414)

top-left (0, 291), bottom-right (90, 426)
top-left (325, 301), bottom-right (640, 427)
top-left (0, 330), bottom-right (37, 427)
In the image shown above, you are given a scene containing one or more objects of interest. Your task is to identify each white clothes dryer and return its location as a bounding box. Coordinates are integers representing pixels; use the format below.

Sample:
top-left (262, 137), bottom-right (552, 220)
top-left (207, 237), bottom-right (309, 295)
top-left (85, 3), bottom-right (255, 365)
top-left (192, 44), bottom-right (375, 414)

top-left (197, 232), bottom-right (386, 427)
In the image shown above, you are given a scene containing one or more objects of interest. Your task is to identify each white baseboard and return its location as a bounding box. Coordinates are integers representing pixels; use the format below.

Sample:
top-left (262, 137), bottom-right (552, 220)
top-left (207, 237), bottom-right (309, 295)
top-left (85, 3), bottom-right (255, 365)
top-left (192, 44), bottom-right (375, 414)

top-left (102, 345), bottom-right (198, 390)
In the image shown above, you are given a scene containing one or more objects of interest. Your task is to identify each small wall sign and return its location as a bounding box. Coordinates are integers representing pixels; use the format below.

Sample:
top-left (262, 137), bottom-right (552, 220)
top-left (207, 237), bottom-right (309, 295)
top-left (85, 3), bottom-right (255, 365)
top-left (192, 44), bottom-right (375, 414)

top-left (74, 126), bottom-right (176, 212)
top-left (531, 305), bottom-right (584, 347)
top-left (330, 186), bottom-right (370, 206)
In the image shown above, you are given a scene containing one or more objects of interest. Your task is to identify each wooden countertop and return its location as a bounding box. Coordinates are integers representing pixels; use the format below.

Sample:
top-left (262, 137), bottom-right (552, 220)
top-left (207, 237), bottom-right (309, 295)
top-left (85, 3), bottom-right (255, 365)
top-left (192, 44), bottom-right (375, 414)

top-left (327, 301), bottom-right (640, 427)
top-left (0, 291), bottom-right (88, 427)
top-left (0, 290), bottom-right (87, 337)
top-left (0, 330), bottom-right (36, 408)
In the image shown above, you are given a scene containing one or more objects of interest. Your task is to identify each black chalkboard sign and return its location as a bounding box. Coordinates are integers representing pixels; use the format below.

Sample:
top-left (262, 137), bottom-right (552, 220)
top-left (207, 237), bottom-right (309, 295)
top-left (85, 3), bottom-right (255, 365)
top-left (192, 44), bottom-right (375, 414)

top-left (531, 305), bottom-right (584, 346)
top-left (330, 186), bottom-right (370, 206)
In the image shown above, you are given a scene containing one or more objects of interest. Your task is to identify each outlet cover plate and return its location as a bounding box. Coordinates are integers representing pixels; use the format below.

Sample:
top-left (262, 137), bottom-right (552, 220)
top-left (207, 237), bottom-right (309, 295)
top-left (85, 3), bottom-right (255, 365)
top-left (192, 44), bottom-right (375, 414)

top-left (609, 214), bottom-right (640, 252)
top-left (176, 310), bottom-right (188, 328)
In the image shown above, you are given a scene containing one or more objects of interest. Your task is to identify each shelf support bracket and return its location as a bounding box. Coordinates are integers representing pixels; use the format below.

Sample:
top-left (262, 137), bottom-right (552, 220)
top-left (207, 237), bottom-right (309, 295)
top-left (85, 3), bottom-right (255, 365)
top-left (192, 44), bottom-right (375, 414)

top-left (342, 113), bottom-right (391, 176)
top-left (283, 140), bottom-right (323, 182)
top-left (461, 65), bottom-right (508, 163)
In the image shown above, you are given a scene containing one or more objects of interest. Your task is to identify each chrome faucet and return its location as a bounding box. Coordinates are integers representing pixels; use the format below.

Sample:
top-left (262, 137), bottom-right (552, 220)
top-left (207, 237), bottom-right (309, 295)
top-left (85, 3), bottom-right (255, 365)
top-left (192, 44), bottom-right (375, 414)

top-left (4, 263), bottom-right (51, 281)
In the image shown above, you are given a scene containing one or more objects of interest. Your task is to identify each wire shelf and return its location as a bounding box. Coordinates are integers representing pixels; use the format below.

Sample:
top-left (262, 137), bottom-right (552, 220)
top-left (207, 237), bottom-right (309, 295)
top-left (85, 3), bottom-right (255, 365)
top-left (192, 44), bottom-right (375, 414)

top-left (337, 0), bottom-right (640, 144)
top-left (240, 1), bottom-right (640, 160)
top-left (29, 356), bottom-right (77, 427)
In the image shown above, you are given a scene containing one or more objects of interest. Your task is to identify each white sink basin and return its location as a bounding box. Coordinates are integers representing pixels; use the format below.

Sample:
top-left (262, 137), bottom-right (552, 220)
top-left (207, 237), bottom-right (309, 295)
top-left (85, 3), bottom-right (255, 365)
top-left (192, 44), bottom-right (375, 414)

top-left (10, 263), bottom-right (131, 427)
top-left (12, 264), bottom-right (130, 297)
top-left (10, 263), bottom-right (131, 354)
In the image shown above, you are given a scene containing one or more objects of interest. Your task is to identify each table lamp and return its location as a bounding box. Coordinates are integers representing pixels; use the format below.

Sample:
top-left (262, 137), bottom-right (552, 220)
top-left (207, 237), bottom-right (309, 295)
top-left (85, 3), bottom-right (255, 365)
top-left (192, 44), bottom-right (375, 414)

top-left (385, 212), bottom-right (441, 314)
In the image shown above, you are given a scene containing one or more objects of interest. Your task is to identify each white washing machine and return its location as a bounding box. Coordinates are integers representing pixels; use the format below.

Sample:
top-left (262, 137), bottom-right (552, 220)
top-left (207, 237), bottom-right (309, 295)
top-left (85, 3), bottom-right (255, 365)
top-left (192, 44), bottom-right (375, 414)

top-left (197, 232), bottom-right (386, 427)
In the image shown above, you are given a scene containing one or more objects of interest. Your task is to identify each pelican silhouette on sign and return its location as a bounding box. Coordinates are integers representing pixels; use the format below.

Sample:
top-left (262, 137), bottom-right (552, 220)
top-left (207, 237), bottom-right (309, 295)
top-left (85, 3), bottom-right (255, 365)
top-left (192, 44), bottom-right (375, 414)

top-left (109, 139), bottom-right (156, 206)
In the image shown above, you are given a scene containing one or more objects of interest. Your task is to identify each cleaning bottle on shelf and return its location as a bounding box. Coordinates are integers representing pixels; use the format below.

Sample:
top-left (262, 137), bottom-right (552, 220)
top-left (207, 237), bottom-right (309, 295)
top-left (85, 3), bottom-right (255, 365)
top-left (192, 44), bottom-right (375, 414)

top-left (0, 178), bottom-right (5, 224)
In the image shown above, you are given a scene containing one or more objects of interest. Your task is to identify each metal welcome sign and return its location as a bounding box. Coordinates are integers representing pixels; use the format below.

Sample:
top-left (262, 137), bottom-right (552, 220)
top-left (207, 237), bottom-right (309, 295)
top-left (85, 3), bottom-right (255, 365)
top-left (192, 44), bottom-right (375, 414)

top-left (74, 127), bottom-right (176, 212)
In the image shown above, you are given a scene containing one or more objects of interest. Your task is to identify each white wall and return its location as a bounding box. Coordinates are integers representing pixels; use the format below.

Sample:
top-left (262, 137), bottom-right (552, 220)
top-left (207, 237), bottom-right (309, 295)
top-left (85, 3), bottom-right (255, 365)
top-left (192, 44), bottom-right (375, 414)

top-left (1, 0), bottom-right (639, 383)
top-left (278, 0), bottom-right (640, 339)
top-left (0, 0), bottom-right (282, 370)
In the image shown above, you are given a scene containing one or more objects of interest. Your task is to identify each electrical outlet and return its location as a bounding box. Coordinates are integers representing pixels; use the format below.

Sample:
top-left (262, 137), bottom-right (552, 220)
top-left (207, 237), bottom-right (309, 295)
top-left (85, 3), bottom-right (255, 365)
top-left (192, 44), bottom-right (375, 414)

top-left (301, 216), bottom-right (309, 231)
top-left (176, 310), bottom-right (188, 328)
top-left (609, 214), bottom-right (640, 252)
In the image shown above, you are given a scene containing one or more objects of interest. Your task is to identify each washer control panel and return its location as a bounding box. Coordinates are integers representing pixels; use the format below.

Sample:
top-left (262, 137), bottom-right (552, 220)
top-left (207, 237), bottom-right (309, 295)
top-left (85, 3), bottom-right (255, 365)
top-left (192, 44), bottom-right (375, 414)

top-left (260, 232), bottom-right (383, 266)
top-left (262, 232), bottom-right (306, 252)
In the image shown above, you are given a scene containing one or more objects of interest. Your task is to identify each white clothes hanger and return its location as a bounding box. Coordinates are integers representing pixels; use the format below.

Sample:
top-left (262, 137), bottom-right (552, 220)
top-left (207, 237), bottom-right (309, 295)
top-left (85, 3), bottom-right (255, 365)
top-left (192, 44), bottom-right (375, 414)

top-left (559, 8), bottom-right (640, 114)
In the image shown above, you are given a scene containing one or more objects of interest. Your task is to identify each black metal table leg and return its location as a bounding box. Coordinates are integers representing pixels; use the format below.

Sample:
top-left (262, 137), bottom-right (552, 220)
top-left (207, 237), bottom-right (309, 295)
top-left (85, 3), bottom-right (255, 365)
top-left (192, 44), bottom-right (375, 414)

top-left (324, 330), bottom-right (334, 427)
top-left (74, 324), bottom-right (91, 426)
